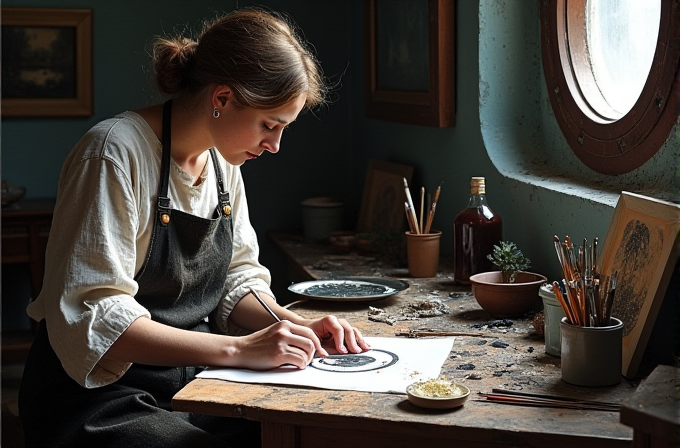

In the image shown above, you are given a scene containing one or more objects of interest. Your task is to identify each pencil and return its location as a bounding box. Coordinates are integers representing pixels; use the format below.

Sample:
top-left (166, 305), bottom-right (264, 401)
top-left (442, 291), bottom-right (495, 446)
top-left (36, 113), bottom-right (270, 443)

top-left (249, 287), bottom-right (281, 323)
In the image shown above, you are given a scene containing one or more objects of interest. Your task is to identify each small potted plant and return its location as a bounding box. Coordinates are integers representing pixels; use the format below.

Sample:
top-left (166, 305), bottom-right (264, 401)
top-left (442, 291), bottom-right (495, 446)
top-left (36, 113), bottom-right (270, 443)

top-left (487, 241), bottom-right (531, 283)
top-left (469, 241), bottom-right (547, 317)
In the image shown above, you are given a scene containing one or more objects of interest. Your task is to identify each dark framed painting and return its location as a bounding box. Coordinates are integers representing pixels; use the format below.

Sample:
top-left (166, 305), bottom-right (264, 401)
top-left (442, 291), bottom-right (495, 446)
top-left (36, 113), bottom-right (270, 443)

top-left (1, 7), bottom-right (93, 117)
top-left (599, 192), bottom-right (680, 379)
top-left (357, 160), bottom-right (414, 233)
top-left (364, 0), bottom-right (455, 127)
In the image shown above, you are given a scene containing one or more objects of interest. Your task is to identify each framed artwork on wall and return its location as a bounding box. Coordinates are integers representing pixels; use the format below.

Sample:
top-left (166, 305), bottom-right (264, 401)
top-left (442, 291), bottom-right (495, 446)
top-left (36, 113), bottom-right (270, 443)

top-left (364, 0), bottom-right (455, 127)
top-left (599, 192), bottom-right (680, 379)
top-left (357, 159), bottom-right (414, 233)
top-left (1, 7), bottom-right (93, 117)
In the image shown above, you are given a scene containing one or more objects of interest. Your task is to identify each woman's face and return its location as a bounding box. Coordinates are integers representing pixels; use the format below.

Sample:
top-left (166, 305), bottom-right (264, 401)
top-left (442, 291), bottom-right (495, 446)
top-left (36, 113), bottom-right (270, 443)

top-left (210, 94), bottom-right (307, 166)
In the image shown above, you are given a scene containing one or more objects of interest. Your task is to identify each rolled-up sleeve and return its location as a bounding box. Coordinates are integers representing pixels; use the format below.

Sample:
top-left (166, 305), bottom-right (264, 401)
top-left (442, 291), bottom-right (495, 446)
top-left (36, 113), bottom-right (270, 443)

top-left (28, 131), bottom-right (152, 389)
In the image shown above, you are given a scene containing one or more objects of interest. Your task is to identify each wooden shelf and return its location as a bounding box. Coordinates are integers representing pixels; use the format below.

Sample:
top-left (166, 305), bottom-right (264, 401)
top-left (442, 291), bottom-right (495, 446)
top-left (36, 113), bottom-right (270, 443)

top-left (2, 198), bottom-right (55, 363)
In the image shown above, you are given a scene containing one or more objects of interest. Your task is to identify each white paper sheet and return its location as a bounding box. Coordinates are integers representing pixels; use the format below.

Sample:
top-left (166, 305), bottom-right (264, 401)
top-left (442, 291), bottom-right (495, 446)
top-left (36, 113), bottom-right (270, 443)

top-left (197, 337), bottom-right (454, 394)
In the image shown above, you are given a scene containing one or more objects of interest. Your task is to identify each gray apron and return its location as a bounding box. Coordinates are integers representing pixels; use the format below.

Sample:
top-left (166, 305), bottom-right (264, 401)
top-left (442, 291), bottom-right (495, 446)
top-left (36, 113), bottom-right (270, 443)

top-left (19, 100), bottom-right (260, 448)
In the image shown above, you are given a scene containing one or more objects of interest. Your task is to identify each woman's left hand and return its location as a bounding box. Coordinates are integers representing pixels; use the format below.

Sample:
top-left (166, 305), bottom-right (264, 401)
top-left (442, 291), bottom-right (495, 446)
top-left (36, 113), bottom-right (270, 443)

top-left (302, 315), bottom-right (371, 354)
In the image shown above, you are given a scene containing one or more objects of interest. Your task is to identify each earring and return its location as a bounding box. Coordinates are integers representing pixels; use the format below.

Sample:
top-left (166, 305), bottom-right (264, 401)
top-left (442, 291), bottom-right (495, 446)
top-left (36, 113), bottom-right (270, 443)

top-left (212, 108), bottom-right (220, 118)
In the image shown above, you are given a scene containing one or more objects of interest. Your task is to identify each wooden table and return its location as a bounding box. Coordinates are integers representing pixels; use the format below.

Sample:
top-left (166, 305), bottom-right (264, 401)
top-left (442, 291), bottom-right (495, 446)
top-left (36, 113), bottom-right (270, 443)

top-left (2, 198), bottom-right (55, 362)
top-left (620, 365), bottom-right (679, 447)
top-left (173, 230), bottom-right (639, 448)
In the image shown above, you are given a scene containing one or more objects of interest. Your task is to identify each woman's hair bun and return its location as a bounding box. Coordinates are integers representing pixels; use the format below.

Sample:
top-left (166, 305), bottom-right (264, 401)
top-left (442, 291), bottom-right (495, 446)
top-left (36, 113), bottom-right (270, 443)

top-left (152, 36), bottom-right (198, 95)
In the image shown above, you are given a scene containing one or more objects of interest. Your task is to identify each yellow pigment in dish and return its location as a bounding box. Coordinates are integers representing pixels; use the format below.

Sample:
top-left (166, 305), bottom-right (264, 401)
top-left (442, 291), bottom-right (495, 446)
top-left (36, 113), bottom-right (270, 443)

top-left (411, 379), bottom-right (464, 398)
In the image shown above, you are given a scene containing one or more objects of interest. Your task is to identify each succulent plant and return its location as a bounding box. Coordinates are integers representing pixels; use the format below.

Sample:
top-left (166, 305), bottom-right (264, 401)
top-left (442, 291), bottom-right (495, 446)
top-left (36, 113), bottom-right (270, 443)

top-left (487, 241), bottom-right (531, 283)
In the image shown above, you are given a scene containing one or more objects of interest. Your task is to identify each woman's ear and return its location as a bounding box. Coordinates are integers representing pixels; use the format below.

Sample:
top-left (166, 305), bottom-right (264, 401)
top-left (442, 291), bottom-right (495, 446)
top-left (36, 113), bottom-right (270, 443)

top-left (212, 85), bottom-right (232, 109)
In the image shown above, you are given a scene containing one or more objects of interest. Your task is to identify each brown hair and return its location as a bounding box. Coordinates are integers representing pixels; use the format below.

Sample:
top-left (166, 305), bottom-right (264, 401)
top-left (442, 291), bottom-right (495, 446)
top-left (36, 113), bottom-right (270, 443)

top-left (151, 8), bottom-right (327, 110)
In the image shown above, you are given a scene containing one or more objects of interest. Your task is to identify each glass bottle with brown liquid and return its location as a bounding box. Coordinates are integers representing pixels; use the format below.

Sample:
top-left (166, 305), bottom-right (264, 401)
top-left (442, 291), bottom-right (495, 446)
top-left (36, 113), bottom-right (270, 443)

top-left (453, 177), bottom-right (503, 284)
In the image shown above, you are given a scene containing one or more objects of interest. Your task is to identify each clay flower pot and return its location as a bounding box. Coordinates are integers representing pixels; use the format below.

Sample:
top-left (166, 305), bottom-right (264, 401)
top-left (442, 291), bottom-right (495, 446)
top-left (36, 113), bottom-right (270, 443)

top-left (469, 271), bottom-right (547, 318)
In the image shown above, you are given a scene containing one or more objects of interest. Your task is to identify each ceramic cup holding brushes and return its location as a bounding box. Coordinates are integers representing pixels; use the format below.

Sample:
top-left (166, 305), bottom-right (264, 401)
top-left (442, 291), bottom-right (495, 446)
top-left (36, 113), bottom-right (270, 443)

top-left (405, 230), bottom-right (442, 278)
top-left (553, 235), bottom-right (622, 386)
top-left (560, 316), bottom-right (623, 386)
top-left (403, 179), bottom-right (443, 278)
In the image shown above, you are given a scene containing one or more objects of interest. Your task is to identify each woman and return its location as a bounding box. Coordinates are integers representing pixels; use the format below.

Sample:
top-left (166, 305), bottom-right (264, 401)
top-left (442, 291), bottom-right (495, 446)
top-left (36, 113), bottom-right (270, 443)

top-left (19, 9), bottom-right (369, 448)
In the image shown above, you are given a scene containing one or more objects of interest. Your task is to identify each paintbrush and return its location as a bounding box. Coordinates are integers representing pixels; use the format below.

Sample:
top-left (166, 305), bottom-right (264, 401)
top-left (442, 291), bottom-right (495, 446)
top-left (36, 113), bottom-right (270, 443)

top-left (396, 329), bottom-right (493, 338)
top-left (249, 287), bottom-right (281, 323)
top-left (553, 235), bottom-right (566, 271)
top-left (477, 389), bottom-right (619, 411)
top-left (404, 202), bottom-right (416, 233)
top-left (603, 271), bottom-right (618, 324)
top-left (424, 183), bottom-right (442, 234)
top-left (476, 395), bottom-right (618, 411)
top-left (419, 186), bottom-right (425, 234)
top-left (490, 389), bottom-right (619, 407)
top-left (403, 178), bottom-right (420, 234)
top-left (552, 281), bottom-right (576, 325)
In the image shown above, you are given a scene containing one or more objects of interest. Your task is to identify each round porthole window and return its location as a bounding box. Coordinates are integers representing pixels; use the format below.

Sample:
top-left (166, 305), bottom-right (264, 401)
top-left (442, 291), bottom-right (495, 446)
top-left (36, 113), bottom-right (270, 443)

top-left (541, 0), bottom-right (680, 175)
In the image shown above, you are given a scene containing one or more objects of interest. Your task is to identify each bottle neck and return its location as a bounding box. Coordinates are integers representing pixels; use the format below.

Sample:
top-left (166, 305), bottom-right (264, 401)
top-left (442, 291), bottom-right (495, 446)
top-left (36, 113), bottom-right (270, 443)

top-left (467, 193), bottom-right (489, 208)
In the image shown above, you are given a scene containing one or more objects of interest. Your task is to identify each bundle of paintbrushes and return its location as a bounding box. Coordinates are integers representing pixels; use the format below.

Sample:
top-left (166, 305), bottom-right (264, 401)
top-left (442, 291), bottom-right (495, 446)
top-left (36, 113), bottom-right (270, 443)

top-left (403, 178), bottom-right (442, 234)
top-left (477, 389), bottom-right (619, 412)
top-left (552, 235), bottom-right (618, 327)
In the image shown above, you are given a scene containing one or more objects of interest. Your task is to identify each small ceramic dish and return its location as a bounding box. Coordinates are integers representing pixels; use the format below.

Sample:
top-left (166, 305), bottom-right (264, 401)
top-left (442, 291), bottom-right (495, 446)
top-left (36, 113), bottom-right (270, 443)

top-left (406, 380), bottom-right (470, 409)
top-left (1, 183), bottom-right (26, 206)
top-left (328, 231), bottom-right (356, 254)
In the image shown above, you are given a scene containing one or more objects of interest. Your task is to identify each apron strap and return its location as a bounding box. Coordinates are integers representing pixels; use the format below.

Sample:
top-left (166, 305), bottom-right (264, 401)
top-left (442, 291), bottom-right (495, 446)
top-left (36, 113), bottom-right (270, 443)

top-left (158, 100), bottom-right (231, 221)
top-left (209, 148), bottom-right (231, 212)
top-left (156, 100), bottom-right (173, 224)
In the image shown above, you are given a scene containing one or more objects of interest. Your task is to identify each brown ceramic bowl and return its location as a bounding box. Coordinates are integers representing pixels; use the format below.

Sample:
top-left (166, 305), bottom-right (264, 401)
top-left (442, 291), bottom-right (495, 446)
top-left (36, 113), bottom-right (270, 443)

top-left (469, 271), bottom-right (547, 317)
top-left (328, 231), bottom-right (356, 254)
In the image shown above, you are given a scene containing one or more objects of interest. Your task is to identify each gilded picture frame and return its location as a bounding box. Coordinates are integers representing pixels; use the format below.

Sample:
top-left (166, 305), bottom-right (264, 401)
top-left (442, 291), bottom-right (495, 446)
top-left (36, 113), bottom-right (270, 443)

top-left (1, 7), bottom-right (93, 117)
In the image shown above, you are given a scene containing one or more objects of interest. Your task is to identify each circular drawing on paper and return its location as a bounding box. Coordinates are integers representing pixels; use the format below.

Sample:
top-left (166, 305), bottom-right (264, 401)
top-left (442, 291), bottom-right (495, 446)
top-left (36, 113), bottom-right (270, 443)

top-left (310, 349), bottom-right (398, 373)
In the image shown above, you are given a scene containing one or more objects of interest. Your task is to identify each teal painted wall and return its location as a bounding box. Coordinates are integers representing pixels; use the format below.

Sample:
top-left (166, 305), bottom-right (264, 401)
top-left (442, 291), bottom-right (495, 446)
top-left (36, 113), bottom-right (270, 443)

top-left (2, 0), bottom-right (677, 303)
top-left (347, 0), bottom-right (679, 285)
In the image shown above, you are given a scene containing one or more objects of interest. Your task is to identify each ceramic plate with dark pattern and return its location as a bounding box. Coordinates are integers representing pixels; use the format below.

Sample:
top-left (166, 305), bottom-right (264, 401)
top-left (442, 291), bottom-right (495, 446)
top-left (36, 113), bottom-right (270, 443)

top-left (288, 277), bottom-right (408, 301)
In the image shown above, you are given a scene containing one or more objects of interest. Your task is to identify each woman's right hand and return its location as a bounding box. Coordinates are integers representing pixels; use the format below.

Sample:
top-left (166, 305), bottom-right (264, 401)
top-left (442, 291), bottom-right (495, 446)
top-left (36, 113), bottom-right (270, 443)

top-left (230, 320), bottom-right (329, 370)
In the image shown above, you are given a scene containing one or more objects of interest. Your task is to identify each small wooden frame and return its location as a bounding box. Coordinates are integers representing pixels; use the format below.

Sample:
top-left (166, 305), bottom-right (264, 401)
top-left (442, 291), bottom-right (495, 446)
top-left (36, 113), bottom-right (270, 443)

top-left (364, 0), bottom-right (455, 127)
top-left (357, 160), bottom-right (414, 233)
top-left (1, 7), bottom-right (93, 117)
top-left (599, 192), bottom-right (680, 379)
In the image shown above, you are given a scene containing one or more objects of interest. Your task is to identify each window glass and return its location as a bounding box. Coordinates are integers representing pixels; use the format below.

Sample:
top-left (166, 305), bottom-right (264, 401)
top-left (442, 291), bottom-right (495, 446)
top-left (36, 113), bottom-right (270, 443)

top-left (584, 0), bottom-right (660, 119)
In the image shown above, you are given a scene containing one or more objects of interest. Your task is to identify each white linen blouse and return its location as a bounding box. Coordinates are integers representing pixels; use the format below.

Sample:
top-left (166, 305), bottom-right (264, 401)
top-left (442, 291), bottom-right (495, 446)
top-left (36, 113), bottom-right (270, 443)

top-left (27, 111), bottom-right (273, 389)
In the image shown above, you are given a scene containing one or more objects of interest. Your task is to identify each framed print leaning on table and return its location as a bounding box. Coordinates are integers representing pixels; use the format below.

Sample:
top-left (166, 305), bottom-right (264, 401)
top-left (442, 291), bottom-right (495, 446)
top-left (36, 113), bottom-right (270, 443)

top-left (357, 160), bottom-right (414, 234)
top-left (599, 192), bottom-right (680, 379)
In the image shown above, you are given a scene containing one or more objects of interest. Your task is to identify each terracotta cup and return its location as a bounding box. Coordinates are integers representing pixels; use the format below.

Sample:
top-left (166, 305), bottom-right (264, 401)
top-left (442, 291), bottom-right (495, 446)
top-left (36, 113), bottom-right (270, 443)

top-left (405, 230), bottom-right (442, 278)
